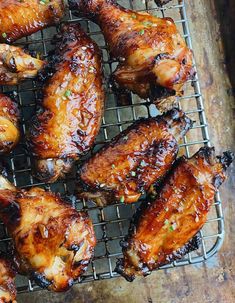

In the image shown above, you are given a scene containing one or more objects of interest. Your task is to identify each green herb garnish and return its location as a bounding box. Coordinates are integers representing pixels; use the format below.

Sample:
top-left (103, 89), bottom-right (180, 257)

top-left (120, 196), bottom-right (125, 203)
top-left (139, 29), bottom-right (145, 35)
top-left (2, 33), bottom-right (7, 38)
top-left (142, 21), bottom-right (153, 27)
top-left (64, 90), bottom-right (71, 98)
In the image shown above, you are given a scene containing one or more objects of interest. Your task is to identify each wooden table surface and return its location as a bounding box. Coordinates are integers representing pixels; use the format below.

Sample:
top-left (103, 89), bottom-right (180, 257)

top-left (18, 1), bottom-right (235, 302)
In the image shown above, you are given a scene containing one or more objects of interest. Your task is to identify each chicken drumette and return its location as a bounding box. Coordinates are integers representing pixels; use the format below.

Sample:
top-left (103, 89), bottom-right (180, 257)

top-left (0, 0), bottom-right (64, 43)
top-left (69, 0), bottom-right (193, 110)
top-left (0, 255), bottom-right (17, 303)
top-left (78, 108), bottom-right (192, 205)
top-left (0, 174), bottom-right (96, 292)
top-left (116, 147), bottom-right (234, 281)
top-left (0, 44), bottom-right (45, 85)
top-left (28, 24), bottom-right (104, 183)
top-left (0, 93), bottom-right (20, 154)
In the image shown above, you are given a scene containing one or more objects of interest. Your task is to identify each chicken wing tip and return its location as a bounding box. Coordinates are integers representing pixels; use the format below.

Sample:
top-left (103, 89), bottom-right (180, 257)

top-left (196, 146), bottom-right (234, 170)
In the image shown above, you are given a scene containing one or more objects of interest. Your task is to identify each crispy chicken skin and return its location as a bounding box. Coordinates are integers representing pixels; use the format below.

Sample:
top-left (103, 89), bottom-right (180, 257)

top-left (69, 0), bottom-right (193, 109)
top-left (0, 94), bottom-right (20, 154)
top-left (0, 0), bottom-right (64, 43)
top-left (0, 44), bottom-right (45, 85)
top-left (28, 24), bottom-right (104, 183)
top-left (0, 256), bottom-right (17, 303)
top-left (115, 147), bottom-right (234, 281)
top-left (78, 109), bottom-right (192, 205)
top-left (0, 174), bottom-right (96, 292)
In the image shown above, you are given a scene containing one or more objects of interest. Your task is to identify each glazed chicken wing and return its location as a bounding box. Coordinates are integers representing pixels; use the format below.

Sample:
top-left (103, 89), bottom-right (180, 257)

top-left (115, 147), bottom-right (234, 281)
top-left (0, 174), bottom-right (96, 292)
top-left (28, 24), bottom-right (105, 183)
top-left (0, 94), bottom-right (20, 154)
top-left (69, 0), bottom-right (193, 110)
top-left (0, 255), bottom-right (17, 303)
top-left (0, 0), bottom-right (64, 43)
top-left (78, 108), bottom-right (192, 205)
top-left (0, 44), bottom-right (45, 85)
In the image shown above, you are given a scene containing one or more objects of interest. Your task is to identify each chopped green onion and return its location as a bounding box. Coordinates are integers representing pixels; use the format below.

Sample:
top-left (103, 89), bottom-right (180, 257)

top-left (164, 219), bottom-right (169, 225)
top-left (130, 171), bottom-right (136, 177)
top-left (139, 29), bottom-right (145, 35)
top-left (111, 164), bottom-right (116, 169)
top-left (131, 14), bottom-right (137, 19)
top-left (120, 196), bottom-right (125, 203)
top-left (2, 33), bottom-right (7, 38)
top-left (40, 0), bottom-right (49, 4)
top-left (142, 21), bottom-right (153, 27)
top-left (169, 225), bottom-right (174, 231)
top-left (64, 90), bottom-right (71, 98)
top-left (140, 160), bottom-right (147, 167)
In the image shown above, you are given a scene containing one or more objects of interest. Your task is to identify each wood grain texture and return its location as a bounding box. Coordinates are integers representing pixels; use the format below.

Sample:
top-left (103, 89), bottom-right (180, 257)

top-left (17, 0), bottom-right (235, 302)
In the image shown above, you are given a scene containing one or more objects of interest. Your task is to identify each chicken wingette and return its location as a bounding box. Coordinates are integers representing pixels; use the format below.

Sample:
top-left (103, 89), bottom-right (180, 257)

top-left (28, 24), bottom-right (104, 183)
top-left (0, 93), bottom-right (20, 154)
top-left (0, 255), bottom-right (17, 303)
top-left (0, 44), bottom-right (45, 85)
top-left (115, 147), bottom-right (234, 281)
top-left (0, 0), bottom-right (64, 43)
top-left (78, 108), bottom-right (192, 205)
top-left (69, 0), bottom-right (193, 110)
top-left (0, 174), bottom-right (96, 292)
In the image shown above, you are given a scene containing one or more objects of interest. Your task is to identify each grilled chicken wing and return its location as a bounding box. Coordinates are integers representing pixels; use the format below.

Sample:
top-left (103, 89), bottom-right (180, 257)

top-left (115, 147), bottom-right (234, 281)
top-left (0, 255), bottom-right (17, 303)
top-left (0, 94), bottom-right (20, 154)
top-left (69, 0), bottom-right (193, 109)
top-left (28, 24), bottom-right (104, 183)
top-left (0, 44), bottom-right (45, 85)
top-left (78, 108), bottom-right (192, 205)
top-left (0, 174), bottom-right (96, 292)
top-left (0, 0), bottom-right (64, 43)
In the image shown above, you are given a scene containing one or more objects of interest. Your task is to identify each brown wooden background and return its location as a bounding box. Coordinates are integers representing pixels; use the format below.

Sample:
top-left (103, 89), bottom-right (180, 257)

top-left (18, 1), bottom-right (235, 302)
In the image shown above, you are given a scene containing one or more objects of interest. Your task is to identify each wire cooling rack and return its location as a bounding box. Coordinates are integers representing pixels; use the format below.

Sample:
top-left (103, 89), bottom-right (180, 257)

top-left (0, 0), bottom-right (224, 293)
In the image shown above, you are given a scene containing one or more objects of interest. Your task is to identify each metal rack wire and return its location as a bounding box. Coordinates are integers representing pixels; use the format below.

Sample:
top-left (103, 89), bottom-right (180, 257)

top-left (0, 0), bottom-right (224, 293)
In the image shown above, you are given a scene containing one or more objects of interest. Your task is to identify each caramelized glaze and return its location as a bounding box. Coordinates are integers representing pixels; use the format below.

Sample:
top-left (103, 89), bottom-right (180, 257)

top-left (78, 109), bottom-right (192, 205)
top-left (0, 0), bottom-right (64, 43)
top-left (0, 44), bottom-right (45, 85)
top-left (28, 24), bottom-right (105, 183)
top-left (0, 255), bottom-right (17, 303)
top-left (0, 175), bottom-right (96, 292)
top-left (116, 147), bottom-right (234, 281)
top-left (0, 93), bottom-right (20, 154)
top-left (69, 0), bottom-right (194, 109)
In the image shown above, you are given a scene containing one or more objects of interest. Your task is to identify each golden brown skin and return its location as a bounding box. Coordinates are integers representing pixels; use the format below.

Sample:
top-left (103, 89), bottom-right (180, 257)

top-left (28, 24), bottom-right (105, 183)
top-left (0, 175), bottom-right (96, 292)
top-left (115, 147), bottom-right (234, 281)
top-left (0, 44), bottom-right (45, 85)
top-left (69, 0), bottom-right (194, 109)
top-left (0, 0), bottom-right (64, 43)
top-left (0, 256), bottom-right (17, 303)
top-left (78, 109), bottom-right (192, 205)
top-left (0, 94), bottom-right (20, 154)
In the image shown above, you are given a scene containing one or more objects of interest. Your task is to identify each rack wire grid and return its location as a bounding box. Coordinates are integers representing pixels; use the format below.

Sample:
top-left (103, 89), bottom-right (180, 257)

top-left (0, 0), bottom-right (224, 294)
